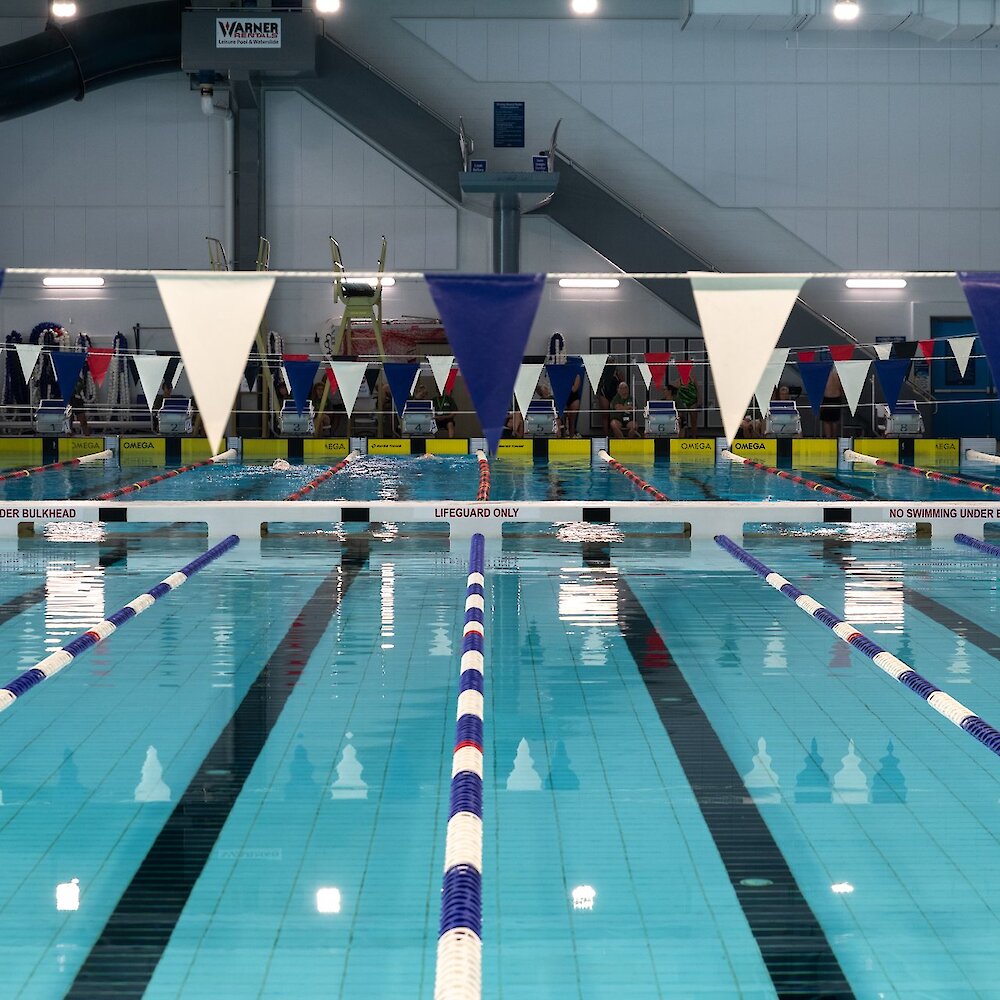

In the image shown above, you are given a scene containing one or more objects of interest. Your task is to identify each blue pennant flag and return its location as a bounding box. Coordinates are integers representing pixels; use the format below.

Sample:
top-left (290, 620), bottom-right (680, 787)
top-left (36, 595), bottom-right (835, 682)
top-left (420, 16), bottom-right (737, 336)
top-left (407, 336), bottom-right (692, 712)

top-left (51, 351), bottom-right (86, 405)
top-left (874, 359), bottom-right (910, 411)
top-left (797, 360), bottom-right (833, 414)
top-left (425, 274), bottom-right (546, 453)
top-left (545, 359), bottom-right (584, 417)
top-left (383, 362), bottom-right (421, 416)
top-left (0, 269), bottom-right (4, 295)
top-left (958, 272), bottom-right (1000, 386)
top-left (284, 359), bottom-right (320, 416)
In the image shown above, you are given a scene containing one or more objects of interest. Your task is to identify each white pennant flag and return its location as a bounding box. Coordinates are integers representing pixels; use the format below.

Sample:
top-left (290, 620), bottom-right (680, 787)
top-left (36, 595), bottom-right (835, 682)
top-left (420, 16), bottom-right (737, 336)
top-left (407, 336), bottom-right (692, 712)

top-left (514, 363), bottom-right (543, 417)
top-left (133, 356), bottom-right (171, 413)
top-left (154, 272), bottom-right (275, 452)
top-left (834, 359), bottom-right (872, 416)
top-left (427, 355), bottom-right (455, 395)
top-left (636, 360), bottom-right (653, 389)
top-left (170, 360), bottom-right (184, 389)
top-left (580, 353), bottom-right (608, 393)
top-left (949, 335), bottom-right (977, 378)
top-left (330, 361), bottom-right (368, 417)
top-left (752, 348), bottom-right (789, 414)
top-left (873, 342), bottom-right (893, 361)
top-left (689, 274), bottom-right (804, 442)
top-left (14, 344), bottom-right (41, 384)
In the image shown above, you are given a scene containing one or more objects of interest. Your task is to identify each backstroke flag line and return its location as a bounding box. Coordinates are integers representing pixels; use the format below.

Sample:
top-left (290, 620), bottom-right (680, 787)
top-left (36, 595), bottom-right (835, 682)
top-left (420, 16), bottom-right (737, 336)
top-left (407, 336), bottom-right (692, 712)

top-left (330, 361), bottom-right (368, 417)
top-left (752, 348), bottom-right (789, 414)
top-left (155, 272), bottom-right (275, 452)
top-left (133, 355), bottom-right (171, 413)
top-left (514, 363), bottom-right (543, 418)
top-left (948, 335), bottom-right (976, 378)
top-left (957, 273), bottom-right (1000, 386)
top-left (425, 274), bottom-right (546, 453)
top-left (689, 273), bottom-right (805, 443)
top-left (834, 359), bottom-right (871, 416)
top-left (51, 352), bottom-right (86, 405)
top-left (14, 344), bottom-right (41, 384)
top-left (580, 354), bottom-right (608, 394)
top-left (427, 355), bottom-right (455, 396)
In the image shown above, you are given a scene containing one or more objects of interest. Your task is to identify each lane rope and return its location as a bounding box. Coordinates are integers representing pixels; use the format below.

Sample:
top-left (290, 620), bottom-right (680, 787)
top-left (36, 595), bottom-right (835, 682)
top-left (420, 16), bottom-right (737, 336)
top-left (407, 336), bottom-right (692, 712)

top-left (845, 448), bottom-right (1000, 496)
top-left (475, 450), bottom-right (490, 502)
top-left (597, 449), bottom-right (670, 501)
top-left (966, 449), bottom-right (1000, 466)
top-left (0, 534), bottom-right (240, 712)
top-left (722, 449), bottom-right (860, 500)
top-left (0, 448), bottom-right (112, 483)
top-left (955, 533), bottom-right (1000, 558)
top-left (434, 532), bottom-right (486, 1000)
top-left (715, 533), bottom-right (1000, 759)
top-left (95, 449), bottom-right (237, 500)
top-left (282, 451), bottom-right (361, 501)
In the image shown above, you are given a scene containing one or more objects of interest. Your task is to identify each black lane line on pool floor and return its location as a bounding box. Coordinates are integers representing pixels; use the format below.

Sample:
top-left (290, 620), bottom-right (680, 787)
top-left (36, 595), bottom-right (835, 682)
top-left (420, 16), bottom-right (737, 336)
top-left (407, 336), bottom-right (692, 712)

top-left (66, 537), bottom-right (372, 1000)
top-left (582, 542), bottom-right (855, 1000)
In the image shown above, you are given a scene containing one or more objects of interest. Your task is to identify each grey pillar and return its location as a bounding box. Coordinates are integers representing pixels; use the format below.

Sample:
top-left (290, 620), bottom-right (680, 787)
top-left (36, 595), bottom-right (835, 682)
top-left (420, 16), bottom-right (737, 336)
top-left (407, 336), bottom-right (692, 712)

top-left (232, 80), bottom-right (262, 272)
top-left (492, 190), bottom-right (522, 274)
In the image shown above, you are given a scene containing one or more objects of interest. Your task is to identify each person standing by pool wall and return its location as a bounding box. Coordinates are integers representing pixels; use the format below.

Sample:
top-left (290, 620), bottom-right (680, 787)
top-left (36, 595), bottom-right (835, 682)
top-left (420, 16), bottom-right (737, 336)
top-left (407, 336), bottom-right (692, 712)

top-left (820, 368), bottom-right (845, 439)
top-left (677, 370), bottom-right (699, 437)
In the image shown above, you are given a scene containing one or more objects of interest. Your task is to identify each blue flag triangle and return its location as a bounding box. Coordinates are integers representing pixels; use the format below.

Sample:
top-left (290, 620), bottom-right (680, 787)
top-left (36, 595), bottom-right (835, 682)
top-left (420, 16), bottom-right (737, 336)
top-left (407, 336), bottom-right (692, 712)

top-left (425, 274), bottom-right (546, 453)
top-left (51, 351), bottom-right (86, 405)
top-left (797, 360), bottom-right (833, 414)
top-left (0, 270), bottom-right (4, 294)
top-left (874, 359), bottom-right (911, 411)
top-left (284, 359), bottom-right (319, 416)
top-left (958, 272), bottom-right (1000, 387)
top-left (545, 359), bottom-right (584, 417)
top-left (383, 362), bottom-right (421, 417)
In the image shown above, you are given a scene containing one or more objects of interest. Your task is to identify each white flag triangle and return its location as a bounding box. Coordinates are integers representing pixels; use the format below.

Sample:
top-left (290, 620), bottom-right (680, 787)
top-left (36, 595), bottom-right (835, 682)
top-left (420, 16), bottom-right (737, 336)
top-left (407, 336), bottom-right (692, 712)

top-left (689, 273), bottom-right (804, 442)
top-left (330, 361), bottom-right (368, 417)
top-left (636, 360), bottom-right (653, 389)
top-left (514, 363), bottom-right (543, 417)
top-left (834, 359), bottom-right (871, 416)
top-left (752, 348), bottom-right (789, 414)
top-left (14, 344), bottom-right (41, 384)
top-left (427, 355), bottom-right (454, 395)
top-left (133, 356), bottom-right (171, 413)
top-left (170, 360), bottom-right (184, 389)
top-left (154, 272), bottom-right (275, 452)
top-left (580, 353), bottom-right (608, 393)
top-left (949, 335), bottom-right (976, 378)
top-left (873, 342), bottom-right (893, 361)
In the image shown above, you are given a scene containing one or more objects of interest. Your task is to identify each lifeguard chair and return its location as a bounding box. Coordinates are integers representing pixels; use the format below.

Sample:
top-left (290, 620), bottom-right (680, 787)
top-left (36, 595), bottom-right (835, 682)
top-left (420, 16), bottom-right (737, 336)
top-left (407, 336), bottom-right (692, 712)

top-left (765, 400), bottom-right (802, 437)
top-left (644, 399), bottom-right (679, 437)
top-left (330, 236), bottom-right (387, 358)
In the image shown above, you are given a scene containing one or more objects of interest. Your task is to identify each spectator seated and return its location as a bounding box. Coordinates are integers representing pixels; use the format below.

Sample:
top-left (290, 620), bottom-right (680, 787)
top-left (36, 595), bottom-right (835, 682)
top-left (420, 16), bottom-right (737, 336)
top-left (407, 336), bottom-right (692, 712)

top-left (157, 395), bottom-right (193, 435)
top-left (644, 399), bottom-right (679, 437)
top-left (400, 399), bottom-right (435, 436)
top-left (524, 399), bottom-right (558, 437)
top-left (278, 399), bottom-right (314, 437)
top-left (879, 401), bottom-right (923, 437)
top-left (35, 399), bottom-right (71, 435)
top-left (765, 400), bottom-right (802, 437)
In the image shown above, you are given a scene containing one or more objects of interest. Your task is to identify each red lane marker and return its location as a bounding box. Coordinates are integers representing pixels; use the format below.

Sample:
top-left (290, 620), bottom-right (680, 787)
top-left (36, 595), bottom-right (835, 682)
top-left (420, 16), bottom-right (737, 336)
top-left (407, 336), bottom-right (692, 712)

top-left (96, 454), bottom-right (230, 501)
top-left (601, 453), bottom-right (670, 501)
top-left (855, 454), bottom-right (1000, 496)
top-left (476, 451), bottom-right (490, 501)
top-left (731, 454), bottom-right (860, 501)
top-left (283, 453), bottom-right (358, 501)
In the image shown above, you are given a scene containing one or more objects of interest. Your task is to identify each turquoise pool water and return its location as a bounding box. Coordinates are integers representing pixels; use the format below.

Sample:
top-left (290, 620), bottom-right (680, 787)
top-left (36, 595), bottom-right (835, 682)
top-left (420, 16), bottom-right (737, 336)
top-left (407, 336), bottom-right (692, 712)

top-left (0, 458), bottom-right (999, 997)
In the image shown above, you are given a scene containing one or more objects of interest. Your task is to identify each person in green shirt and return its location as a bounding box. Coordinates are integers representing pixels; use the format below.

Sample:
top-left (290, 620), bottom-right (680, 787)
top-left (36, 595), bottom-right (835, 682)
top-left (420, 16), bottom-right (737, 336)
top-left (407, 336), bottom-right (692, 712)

top-left (433, 391), bottom-right (457, 438)
top-left (676, 374), bottom-right (699, 438)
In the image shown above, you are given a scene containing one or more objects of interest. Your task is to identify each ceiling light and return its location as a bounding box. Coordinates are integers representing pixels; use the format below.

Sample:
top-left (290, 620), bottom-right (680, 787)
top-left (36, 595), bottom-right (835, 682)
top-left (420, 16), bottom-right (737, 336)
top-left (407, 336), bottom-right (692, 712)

top-left (316, 887), bottom-right (342, 913)
top-left (50, 1), bottom-right (77, 18)
top-left (571, 0), bottom-right (599, 14)
top-left (833, 0), bottom-right (860, 21)
top-left (558, 278), bottom-right (620, 289)
top-left (315, 0), bottom-right (342, 13)
top-left (845, 279), bottom-right (906, 289)
top-left (831, 882), bottom-right (854, 894)
top-left (43, 275), bottom-right (105, 288)
top-left (348, 275), bottom-right (395, 287)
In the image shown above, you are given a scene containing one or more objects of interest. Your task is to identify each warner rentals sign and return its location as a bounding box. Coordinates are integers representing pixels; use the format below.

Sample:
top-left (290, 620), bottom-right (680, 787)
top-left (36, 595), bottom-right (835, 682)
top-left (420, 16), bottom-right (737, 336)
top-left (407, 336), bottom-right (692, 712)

top-left (216, 17), bottom-right (281, 48)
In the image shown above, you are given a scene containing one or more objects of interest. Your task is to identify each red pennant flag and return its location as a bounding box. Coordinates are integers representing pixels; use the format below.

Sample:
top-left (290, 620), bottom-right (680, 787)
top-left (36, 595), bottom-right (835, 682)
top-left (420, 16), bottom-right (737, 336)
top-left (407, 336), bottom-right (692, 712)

top-left (675, 361), bottom-right (694, 386)
top-left (445, 367), bottom-right (458, 394)
top-left (829, 344), bottom-right (855, 361)
top-left (324, 365), bottom-right (338, 392)
top-left (917, 339), bottom-right (935, 359)
top-left (644, 352), bottom-right (670, 389)
top-left (283, 353), bottom-right (310, 362)
top-left (87, 347), bottom-right (114, 387)
top-left (797, 350), bottom-right (815, 364)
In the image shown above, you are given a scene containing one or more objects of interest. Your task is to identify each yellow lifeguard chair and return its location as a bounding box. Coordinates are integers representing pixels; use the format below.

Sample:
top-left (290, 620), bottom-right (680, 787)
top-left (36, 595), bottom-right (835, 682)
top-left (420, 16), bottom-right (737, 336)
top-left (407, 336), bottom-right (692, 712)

top-left (330, 235), bottom-right (387, 358)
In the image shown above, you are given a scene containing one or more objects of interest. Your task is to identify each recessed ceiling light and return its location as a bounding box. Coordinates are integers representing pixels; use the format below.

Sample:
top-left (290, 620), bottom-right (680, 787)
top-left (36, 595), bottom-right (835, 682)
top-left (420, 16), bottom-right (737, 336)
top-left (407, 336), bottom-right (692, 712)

top-left (831, 882), bottom-right (854, 894)
top-left (315, 0), bottom-right (341, 13)
top-left (571, 0), bottom-right (599, 14)
top-left (50, 1), bottom-right (77, 18)
top-left (845, 279), bottom-right (906, 289)
top-left (316, 887), bottom-right (342, 913)
top-left (558, 278), bottom-right (620, 289)
top-left (43, 275), bottom-right (105, 288)
top-left (833, 0), bottom-right (860, 21)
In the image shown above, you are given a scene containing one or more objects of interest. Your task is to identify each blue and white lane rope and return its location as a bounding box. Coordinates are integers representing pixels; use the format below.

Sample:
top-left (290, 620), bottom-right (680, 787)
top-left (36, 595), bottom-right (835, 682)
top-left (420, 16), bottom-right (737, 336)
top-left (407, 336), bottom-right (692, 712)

top-left (434, 532), bottom-right (486, 1000)
top-left (715, 534), bottom-right (1000, 759)
top-left (955, 532), bottom-right (1000, 558)
top-left (0, 534), bottom-right (240, 713)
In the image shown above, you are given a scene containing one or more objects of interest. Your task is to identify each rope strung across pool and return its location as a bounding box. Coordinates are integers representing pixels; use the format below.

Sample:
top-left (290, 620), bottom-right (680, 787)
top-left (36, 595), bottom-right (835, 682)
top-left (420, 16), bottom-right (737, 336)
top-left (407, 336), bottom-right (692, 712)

top-left (0, 448), bottom-right (111, 483)
top-left (715, 533), bottom-right (1000, 760)
top-left (94, 448), bottom-right (237, 500)
top-left (0, 534), bottom-right (240, 712)
top-left (722, 449), bottom-right (860, 500)
top-left (597, 450), bottom-right (670, 501)
top-left (282, 451), bottom-right (360, 501)
top-left (845, 449), bottom-right (1000, 496)
top-left (475, 450), bottom-right (490, 502)
top-left (434, 532), bottom-right (486, 1000)
top-left (955, 532), bottom-right (1000, 558)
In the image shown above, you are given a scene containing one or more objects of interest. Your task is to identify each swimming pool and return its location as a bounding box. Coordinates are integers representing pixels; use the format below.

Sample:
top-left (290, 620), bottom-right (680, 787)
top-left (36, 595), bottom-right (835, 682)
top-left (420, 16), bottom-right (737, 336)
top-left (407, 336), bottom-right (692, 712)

top-left (1, 455), bottom-right (999, 998)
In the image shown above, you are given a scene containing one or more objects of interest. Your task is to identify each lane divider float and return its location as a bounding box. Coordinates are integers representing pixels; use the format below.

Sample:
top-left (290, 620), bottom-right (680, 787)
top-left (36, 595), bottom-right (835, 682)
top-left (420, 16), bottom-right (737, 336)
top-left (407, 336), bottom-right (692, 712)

top-left (966, 449), bottom-right (1000, 466)
top-left (722, 449), bottom-right (860, 500)
top-left (715, 533), bottom-right (1000, 759)
top-left (0, 534), bottom-right (240, 712)
top-left (0, 449), bottom-right (112, 483)
top-left (955, 532), bottom-right (1000, 557)
top-left (475, 449), bottom-right (490, 502)
top-left (597, 449), bottom-right (670, 501)
top-left (845, 449), bottom-right (1000, 496)
top-left (95, 449), bottom-right (237, 500)
top-left (283, 451), bottom-right (361, 501)
top-left (434, 532), bottom-right (486, 1000)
